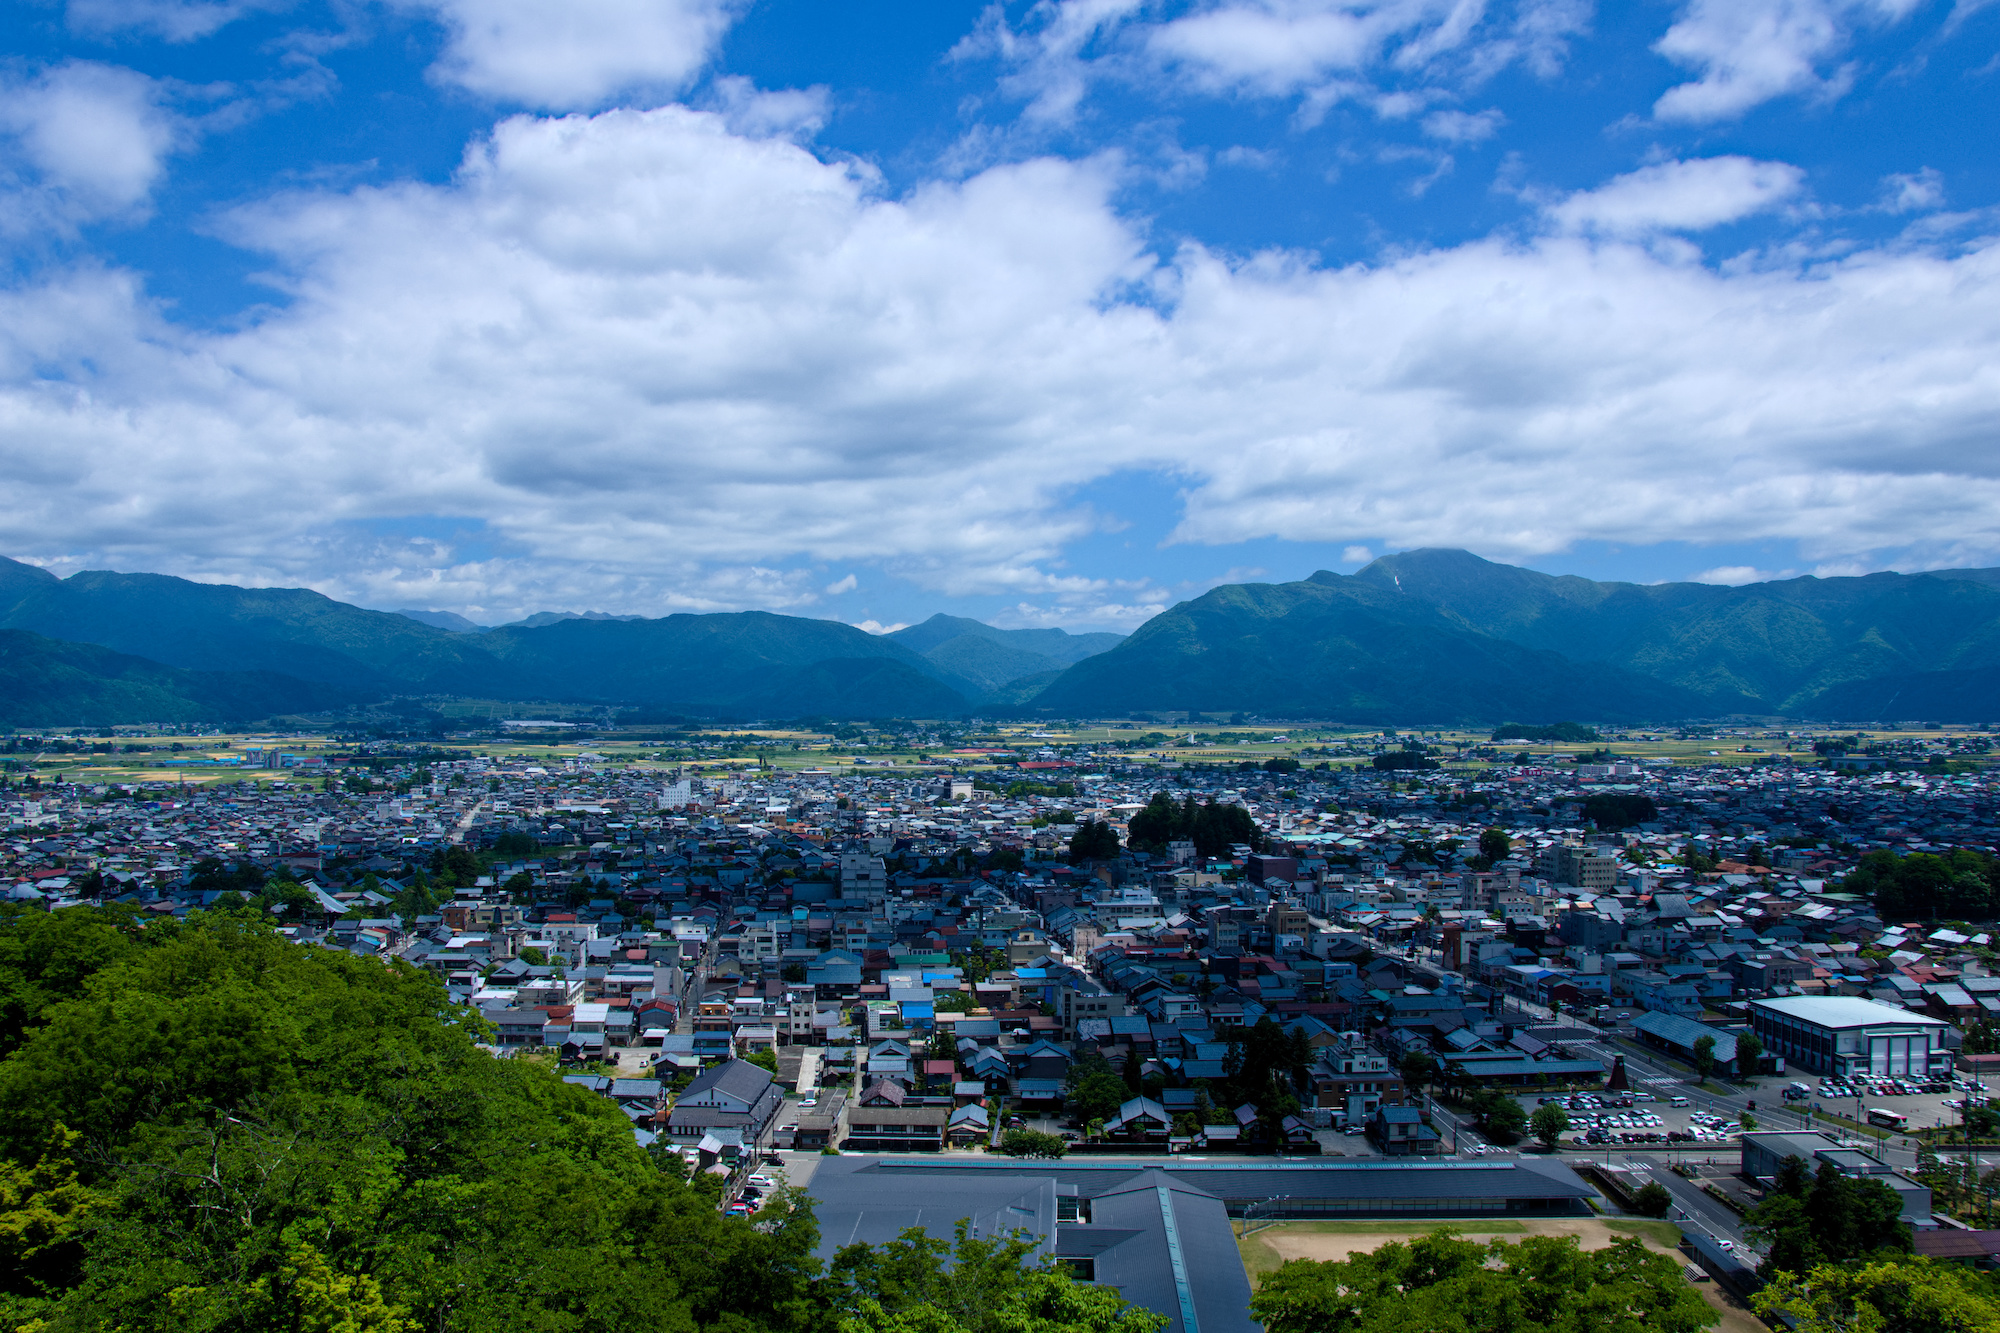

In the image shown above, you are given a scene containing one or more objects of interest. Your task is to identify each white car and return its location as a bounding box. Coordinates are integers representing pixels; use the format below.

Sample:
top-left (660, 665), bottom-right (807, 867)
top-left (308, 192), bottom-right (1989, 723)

top-left (747, 1173), bottom-right (776, 1188)
top-left (797, 1097), bottom-right (818, 1108)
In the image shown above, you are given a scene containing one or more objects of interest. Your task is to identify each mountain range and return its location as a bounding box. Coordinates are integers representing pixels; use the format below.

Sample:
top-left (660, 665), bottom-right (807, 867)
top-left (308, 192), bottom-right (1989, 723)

top-left (0, 549), bottom-right (1996, 725)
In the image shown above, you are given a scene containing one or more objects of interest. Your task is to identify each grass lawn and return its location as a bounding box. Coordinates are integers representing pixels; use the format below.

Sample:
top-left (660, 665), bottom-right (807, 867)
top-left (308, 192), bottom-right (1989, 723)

top-left (1603, 1219), bottom-right (1683, 1247)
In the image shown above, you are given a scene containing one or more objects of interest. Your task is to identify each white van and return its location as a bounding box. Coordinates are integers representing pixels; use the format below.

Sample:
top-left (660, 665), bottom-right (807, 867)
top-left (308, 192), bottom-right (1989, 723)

top-left (1669, 1095), bottom-right (1691, 1107)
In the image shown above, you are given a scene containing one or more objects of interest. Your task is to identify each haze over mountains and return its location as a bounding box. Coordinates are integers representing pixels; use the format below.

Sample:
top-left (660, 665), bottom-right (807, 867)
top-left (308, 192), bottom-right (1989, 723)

top-left (1, 550), bottom-right (1997, 725)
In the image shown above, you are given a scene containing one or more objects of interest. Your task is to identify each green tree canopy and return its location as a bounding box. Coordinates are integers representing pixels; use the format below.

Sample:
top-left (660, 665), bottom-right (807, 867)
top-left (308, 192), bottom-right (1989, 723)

top-left (1842, 847), bottom-right (1995, 920)
top-left (1250, 1228), bottom-right (1714, 1333)
top-left (1747, 1156), bottom-right (1912, 1278)
top-left (1123, 793), bottom-right (1264, 857)
top-left (828, 1221), bottom-right (1165, 1333)
top-left (0, 907), bottom-right (1143, 1333)
top-left (1581, 793), bottom-right (1658, 830)
top-left (1530, 1103), bottom-right (1571, 1150)
top-left (1066, 821), bottom-right (1120, 863)
top-left (999, 1129), bottom-right (1067, 1159)
top-left (1754, 1257), bottom-right (2000, 1333)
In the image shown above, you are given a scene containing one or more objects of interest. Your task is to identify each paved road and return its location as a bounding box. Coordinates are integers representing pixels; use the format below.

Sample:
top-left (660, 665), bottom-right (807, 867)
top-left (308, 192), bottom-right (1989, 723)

top-left (1646, 1160), bottom-right (1753, 1255)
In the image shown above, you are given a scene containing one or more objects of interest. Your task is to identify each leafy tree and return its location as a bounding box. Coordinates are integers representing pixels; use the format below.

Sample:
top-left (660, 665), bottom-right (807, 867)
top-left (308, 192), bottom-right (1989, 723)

top-left (1124, 793), bottom-right (1263, 857)
top-left (1465, 1090), bottom-right (1527, 1146)
top-left (1064, 1055), bottom-right (1128, 1124)
top-left (1692, 1035), bottom-right (1717, 1080)
top-left (0, 911), bottom-right (834, 1333)
top-left (999, 1129), bottom-right (1066, 1159)
top-left (827, 1220), bottom-right (1166, 1333)
top-left (1580, 793), bottom-right (1657, 829)
top-left (783, 962), bottom-right (808, 983)
top-left (1734, 1032), bottom-right (1764, 1076)
top-left (1477, 828), bottom-right (1511, 863)
top-left (1754, 1257), bottom-right (2000, 1333)
top-left (1491, 722), bottom-right (1598, 743)
top-left (1530, 1103), bottom-right (1571, 1150)
top-left (1250, 1228), bottom-right (1714, 1333)
top-left (1747, 1156), bottom-right (1912, 1278)
top-left (517, 946), bottom-right (549, 967)
top-left (1261, 757), bottom-right (1301, 774)
top-left (1631, 1182), bottom-right (1674, 1219)
top-left (746, 1047), bottom-right (781, 1074)
top-left (1066, 822), bottom-right (1120, 863)
top-left (1843, 847), bottom-right (1995, 920)
top-left (1398, 1049), bottom-right (1437, 1096)
top-left (490, 832), bottom-right (538, 857)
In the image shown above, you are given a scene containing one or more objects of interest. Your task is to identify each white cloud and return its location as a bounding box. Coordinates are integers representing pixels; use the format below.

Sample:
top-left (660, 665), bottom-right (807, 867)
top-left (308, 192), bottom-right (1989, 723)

top-left (63, 0), bottom-right (290, 42)
top-left (1421, 107), bottom-right (1504, 142)
top-left (851, 619), bottom-right (908, 634)
top-left (1880, 167), bottom-right (1945, 213)
top-left (1652, 0), bottom-right (1924, 124)
top-left (707, 76), bottom-right (830, 141)
top-left (4, 105), bottom-right (2000, 622)
top-left (964, 0), bottom-right (1589, 126)
top-left (1544, 157), bottom-right (1806, 235)
top-left (824, 574), bottom-right (858, 595)
top-left (1691, 565), bottom-right (1789, 585)
top-left (1342, 544), bottom-right (1376, 564)
top-left (0, 62), bottom-right (189, 229)
top-left (403, 0), bottom-right (745, 110)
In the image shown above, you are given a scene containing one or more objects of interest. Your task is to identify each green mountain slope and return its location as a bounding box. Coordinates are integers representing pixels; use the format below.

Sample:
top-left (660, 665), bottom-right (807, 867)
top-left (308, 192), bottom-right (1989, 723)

top-left (1028, 576), bottom-right (1710, 722)
top-left (0, 557), bottom-right (526, 694)
top-left (1348, 549), bottom-right (2000, 712)
top-left (475, 612), bottom-right (973, 711)
top-left (0, 629), bottom-right (359, 725)
top-left (1798, 665), bottom-right (2000, 723)
top-left (729, 657), bottom-right (970, 718)
top-left (918, 634), bottom-right (1064, 695)
top-left (890, 614), bottom-right (1123, 666)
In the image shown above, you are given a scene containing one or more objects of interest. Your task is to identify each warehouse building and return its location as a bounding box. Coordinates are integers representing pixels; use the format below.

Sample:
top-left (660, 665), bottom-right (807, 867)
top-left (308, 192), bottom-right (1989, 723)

top-left (1747, 996), bottom-right (1954, 1080)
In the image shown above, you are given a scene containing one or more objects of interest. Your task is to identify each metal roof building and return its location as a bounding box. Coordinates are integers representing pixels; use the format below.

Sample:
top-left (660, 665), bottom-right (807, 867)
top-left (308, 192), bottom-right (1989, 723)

top-left (808, 1155), bottom-right (1598, 1333)
top-left (1748, 995), bottom-right (1952, 1079)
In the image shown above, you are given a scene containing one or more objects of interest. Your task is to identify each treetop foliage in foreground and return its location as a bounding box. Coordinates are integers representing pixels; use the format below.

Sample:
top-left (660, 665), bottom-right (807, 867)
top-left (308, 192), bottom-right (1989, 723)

top-left (1248, 1228), bottom-right (1716, 1333)
top-left (0, 905), bottom-right (1151, 1333)
top-left (1753, 1257), bottom-right (2000, 1333)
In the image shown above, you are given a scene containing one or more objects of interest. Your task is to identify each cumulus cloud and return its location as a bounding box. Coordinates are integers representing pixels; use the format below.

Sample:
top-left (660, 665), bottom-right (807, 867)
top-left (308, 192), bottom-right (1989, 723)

top-left (0, 62), bottom-right (190, 232)
top-left (1543, 156), bottom-right (1806, 235)
top-left (3, 108), bottom-right (2000, 622)
top-left (403, 0), bottom-right (745, 109)
top-left (1652, 0), bottom-right (1925, 124)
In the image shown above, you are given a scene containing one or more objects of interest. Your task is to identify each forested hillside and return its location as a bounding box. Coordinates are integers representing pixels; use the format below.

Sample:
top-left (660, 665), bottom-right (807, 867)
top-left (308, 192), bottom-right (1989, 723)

top-left (0, 908), bottom-right (1147, 1333)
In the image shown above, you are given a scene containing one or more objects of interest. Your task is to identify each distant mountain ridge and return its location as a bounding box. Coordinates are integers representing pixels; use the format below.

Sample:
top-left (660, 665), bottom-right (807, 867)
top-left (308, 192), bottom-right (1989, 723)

top-left (4, 551), bottom-right (1996, 724)
top-left (0, 558), bottom-right (1120, 722)
top-left (1025, 550), bottom-right (2000, 722)
top-left (888, 614), bottom-right (1126, 695)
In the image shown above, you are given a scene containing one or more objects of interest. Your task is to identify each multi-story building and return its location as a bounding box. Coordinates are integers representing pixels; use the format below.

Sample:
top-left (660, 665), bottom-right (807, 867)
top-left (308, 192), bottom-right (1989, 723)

top-left (1748, 996), bottom-right (1954, 1079)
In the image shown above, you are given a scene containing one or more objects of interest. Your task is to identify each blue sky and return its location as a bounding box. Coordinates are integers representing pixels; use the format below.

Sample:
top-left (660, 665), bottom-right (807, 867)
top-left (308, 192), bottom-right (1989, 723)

top-left (2, 0), bottom-right (1998, 633)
